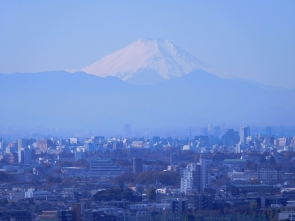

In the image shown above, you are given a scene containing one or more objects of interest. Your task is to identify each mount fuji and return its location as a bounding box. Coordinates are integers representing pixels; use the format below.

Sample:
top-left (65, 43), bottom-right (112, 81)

top-left (1, 39), bottom-right (295, 130)
top-left (72, 39), bottom-right (226, 85)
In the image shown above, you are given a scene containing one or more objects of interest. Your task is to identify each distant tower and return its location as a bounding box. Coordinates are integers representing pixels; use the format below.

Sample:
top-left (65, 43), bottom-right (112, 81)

top-left (18, 138), bottom-right (28, 150)
top-left (18, 148), bottom-right (24, 164)
top-left (199, 155), bottom-right (211, 191)
top-left (235, 143), bottom-right (242, 153)
top-left (200, 127), bottom-right (208, 136)
top-left (265, 126), bottom-right (272, 136)
top-left (18, 147), bottom-right (32, 164)
top-left (240, 126), bottom-right (250, 143)
top-left (133, 158), bottom-right (143, 173)
top-left (207, 124), bottom-right (214, 136)
top-left (124, 124), bottom-right (131, 138)
top-left (24, 147), bottom-right (32, 164)
top-left (0, 138), bottom-right (3, 150)
top-left (213, 126), bottom-right (221, 138)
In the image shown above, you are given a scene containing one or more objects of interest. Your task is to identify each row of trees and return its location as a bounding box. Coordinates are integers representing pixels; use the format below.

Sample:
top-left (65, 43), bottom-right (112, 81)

top-left (0, 171), bottom-right (14, 182)
top-left (92, 187), bottom-right (142, 202)
top-left (208, 202), bottom-right (280, 221)
top-left (113, 171), bottom-right (180, 185)
top-left (56, 159), bottom-right (89, 167)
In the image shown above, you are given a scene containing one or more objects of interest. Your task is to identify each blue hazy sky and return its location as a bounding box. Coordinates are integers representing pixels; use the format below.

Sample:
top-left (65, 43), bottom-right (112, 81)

top-left (0, 1), bottom-right (294, 88)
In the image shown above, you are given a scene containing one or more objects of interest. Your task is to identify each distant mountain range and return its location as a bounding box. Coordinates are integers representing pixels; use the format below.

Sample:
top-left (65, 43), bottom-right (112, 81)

top-left (1, 39), bottom-right (294, 130)
top-left (0, 70), bottom-right (294, 130)
top-left (70, 38), bottom-right (230, 85)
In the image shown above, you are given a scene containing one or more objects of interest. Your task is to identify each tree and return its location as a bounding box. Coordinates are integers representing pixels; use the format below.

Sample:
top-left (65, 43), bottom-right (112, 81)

top-left (113, 171), bottom-right (180, 185)
top-left (119, 182), bottom-right (124, 190)
top-left (284, 151), bottom-right (295, 161)
top-left (269, 156), bottom-right (276, 165)
top-left (92, 187), bottom-right (141, 202)
top-left (53, 168), bottom-right (62, 174)
top-left (43, 162), bottom-right (51, 171)
top-left (259, 154), bottom-right (266, 163)
top-left (0, 158), bottom-right (8, 164)
top-left (46, 175), bottom-right (62, 184)
top-left (250, 201), bottom-right (259, 216)
top-left (147, 187), bottom-right (156, 201)
top-left (0, 172), bottom-right (14, 182)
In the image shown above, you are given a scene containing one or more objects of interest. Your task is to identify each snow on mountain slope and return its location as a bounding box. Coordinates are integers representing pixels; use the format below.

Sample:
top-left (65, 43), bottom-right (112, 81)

top-left (72, 39), bottom-right (224, 84)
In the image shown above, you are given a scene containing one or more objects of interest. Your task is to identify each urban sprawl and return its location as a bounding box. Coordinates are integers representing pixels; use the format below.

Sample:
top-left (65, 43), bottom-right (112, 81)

top-left (1, 126), bottom-right (295, 221)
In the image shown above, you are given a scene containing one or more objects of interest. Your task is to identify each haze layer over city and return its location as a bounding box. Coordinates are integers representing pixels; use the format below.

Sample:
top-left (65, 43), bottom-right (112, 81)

top-left (0, 1), bottom-right (295, 221)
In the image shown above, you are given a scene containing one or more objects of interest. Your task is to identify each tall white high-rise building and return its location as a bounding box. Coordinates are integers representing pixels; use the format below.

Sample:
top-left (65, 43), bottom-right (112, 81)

top-left (240, 126), bottom-right (250, 143)
top-left (234, 143), bottom-right (243, 153)
top-left (18, 147), bottom-right (32, 164)
top-left (18, 148), bottom-right (24, 164)
top-left (18, 139), bottom-right (28, 150)
top-left (180, 155), bottom-right (211, 194)
top-left (180, 163), bottom-right (201, 194)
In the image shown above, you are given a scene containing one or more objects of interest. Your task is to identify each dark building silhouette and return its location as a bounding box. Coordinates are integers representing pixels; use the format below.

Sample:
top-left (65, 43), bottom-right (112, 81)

top-left (133, 158), bottom-right (143, 173)
top-left (124, 124), bottom-right (131, 138)
top-left (171, 198), bottom-right (188, 214)
top-left (0, 211), bottom-right (31, 221)
top-left (222, 129), bottom-right (239, 145)
top-left (266, 126), bottom-right (272, 136)
top-left (200, 127), bottom-right (208, 136)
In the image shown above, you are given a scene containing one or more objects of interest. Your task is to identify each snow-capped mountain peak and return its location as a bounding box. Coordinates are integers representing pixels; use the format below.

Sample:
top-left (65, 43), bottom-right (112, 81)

top-left (72, 38), bottom-right (228, 84)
